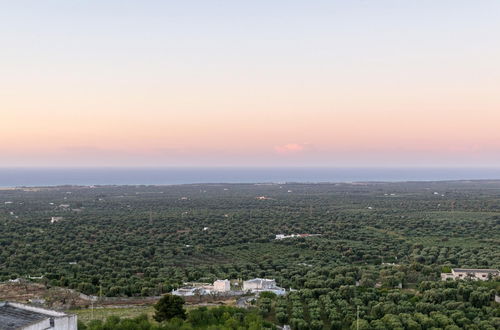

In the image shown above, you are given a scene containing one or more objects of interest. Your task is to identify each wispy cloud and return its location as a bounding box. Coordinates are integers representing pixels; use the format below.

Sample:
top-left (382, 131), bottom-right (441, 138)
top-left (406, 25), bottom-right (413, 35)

top-left (274, 143), bottom-right (308, 155)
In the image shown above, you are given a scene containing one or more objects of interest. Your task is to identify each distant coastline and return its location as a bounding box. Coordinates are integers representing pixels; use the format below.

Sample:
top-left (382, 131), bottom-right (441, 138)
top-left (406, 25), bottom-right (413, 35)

top-left (1, 167), bottom-right (500, 187)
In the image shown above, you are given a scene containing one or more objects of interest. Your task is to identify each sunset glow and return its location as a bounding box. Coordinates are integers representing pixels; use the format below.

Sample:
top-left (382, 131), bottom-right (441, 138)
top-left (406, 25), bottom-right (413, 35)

top-left (1, 1), bottom-right (500, 166)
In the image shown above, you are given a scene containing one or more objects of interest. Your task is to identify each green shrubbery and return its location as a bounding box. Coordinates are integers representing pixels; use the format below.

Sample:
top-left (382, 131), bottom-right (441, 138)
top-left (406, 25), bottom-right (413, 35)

top-left (269, 281), bottom-right (499, 329)
top-left (79, 306), bottom-right (275, 330)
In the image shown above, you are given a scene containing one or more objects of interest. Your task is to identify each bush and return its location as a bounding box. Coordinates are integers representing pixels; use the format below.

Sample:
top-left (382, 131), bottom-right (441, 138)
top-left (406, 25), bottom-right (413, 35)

top-left (154, 294), bottom-right (186, 322)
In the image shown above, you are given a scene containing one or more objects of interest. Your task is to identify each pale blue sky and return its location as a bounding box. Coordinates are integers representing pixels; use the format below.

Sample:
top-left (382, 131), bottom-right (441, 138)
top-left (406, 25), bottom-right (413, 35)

top-left (1, 1), bottom-right (500, 166)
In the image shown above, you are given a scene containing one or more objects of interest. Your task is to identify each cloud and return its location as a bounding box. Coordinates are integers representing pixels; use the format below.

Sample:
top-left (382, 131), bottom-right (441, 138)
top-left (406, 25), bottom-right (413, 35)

top-left (274, 143), bottom-right (307, 154)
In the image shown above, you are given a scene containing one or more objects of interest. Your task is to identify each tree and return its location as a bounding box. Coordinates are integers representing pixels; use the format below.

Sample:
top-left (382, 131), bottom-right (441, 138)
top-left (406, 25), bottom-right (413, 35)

top-left (154, 294), bottom-right (186, 322)
top-left (351, 319), bottom-right (370, 330)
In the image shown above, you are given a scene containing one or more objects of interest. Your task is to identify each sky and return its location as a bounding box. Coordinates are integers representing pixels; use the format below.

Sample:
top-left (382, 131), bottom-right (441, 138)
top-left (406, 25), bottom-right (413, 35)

top-left (1, 0), bottom-right (500, 167)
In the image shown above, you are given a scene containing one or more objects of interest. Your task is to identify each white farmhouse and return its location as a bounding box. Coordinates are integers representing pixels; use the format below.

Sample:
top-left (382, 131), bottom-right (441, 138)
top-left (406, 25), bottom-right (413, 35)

top-left (171, 287), bottom-right (210, 296)
top-left (441, 268), bottom-right (499, 281)
top-left (213, 279), bottom-right (230, 292)
top-left (51, 217), bottom-right (64, 224)
top-left (243, 278), bottom-right (276, 291)
top-left (242, 278), bottom-right (286, 295)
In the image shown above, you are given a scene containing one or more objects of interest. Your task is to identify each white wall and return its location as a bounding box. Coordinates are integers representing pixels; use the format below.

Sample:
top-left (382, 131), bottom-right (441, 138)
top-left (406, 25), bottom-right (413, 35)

top-left (54, 315), bottom-right (78, 330)
top-left (22, 319), bottom-right (51, 330)
top-left (20, 316), bottom-right (77, 330)
top-left (243, 281), bottom-right (260, 291)
top-left (214, 280), bottom-right (230, 292)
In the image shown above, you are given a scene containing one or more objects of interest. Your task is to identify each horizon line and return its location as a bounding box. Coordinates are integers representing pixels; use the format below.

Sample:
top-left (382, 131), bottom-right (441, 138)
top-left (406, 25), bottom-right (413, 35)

top-left (2, 165), bottom-right (500, 169)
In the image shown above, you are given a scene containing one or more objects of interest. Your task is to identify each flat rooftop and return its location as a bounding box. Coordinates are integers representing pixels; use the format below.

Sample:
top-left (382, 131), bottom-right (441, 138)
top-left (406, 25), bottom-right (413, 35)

top-left (453, 268), bottom-right (499, 273)
top-left (0, 302), bottom-right (49, 330)
top-left (244, 278), bottom-right (275, 282)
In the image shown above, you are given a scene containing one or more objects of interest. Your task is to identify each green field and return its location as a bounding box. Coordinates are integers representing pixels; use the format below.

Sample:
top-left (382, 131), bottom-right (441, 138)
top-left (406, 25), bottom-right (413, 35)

top-left (71, 306), bottom-right (155, 323)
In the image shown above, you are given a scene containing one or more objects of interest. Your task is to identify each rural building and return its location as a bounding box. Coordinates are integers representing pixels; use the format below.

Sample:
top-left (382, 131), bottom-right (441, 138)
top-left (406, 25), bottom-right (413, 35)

top-left (275, 234), bottom-right (320, 240)
top-left (243, 278), bottom-right (276, 291)
top-left (50, 217), bottom-right (63, 224)
top-left (441, 268), bottom-right (500, 281)
top-left (173, 279), bottom-right (232, 296)
top-left (0, 301), bottom-right (77, 330)
top-left (213, 280), bottom-right (230, 292)
top-left (243, 278), bottom-right (286, 295)
top-left (171, 287), bottom-right (210, 296)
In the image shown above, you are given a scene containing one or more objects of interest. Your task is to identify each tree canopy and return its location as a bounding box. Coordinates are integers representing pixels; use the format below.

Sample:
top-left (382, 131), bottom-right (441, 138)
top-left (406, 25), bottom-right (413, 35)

top-left (154, 294), bottom-right (186, 322)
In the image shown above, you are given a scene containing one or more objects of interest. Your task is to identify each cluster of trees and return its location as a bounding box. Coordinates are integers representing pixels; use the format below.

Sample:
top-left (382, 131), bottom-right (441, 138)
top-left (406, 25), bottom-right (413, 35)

top-left (0, 182), bottom-right (499, 298)
top-left (79, 295), bottom-right (274, 330)
top-left (79, 311), bottom-right (273, 330)
top-left (260, 281), bottom-right (499, 329)
top-left (79, 281), bottom-right (500, 329)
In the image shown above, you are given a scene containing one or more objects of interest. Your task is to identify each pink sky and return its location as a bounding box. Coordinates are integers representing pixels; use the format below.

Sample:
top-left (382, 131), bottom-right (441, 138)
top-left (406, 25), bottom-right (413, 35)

top-left (1, 1), bottom-right (500, 167)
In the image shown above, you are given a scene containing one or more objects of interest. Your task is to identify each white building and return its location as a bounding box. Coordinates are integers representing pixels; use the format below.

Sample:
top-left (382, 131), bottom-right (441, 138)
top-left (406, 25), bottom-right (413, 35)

top-left (171, 287), bottom-right (211, 296)
top-left (172, 279), bottom-right (238, 296)
top-left (51, 217), bottom-right (63, 224)
top-left (441, 268), bottom-right (499, 281)
top-left (243, 278), bottom-right (276, 291)
top-left (213, 279), bottom-right (230, 292)
top-left (0, 301), bottom-right (77, 330)
top-left (243, 278), bottom-right (286, 295)
top-left (275, 234), bottom-right (320, 240)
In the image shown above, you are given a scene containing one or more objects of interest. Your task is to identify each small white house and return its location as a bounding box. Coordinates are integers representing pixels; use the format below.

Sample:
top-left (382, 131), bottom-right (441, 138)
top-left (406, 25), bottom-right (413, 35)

top-left (243, 278), bottom-right (276, 291)
top-left (242, 278), bottom-right (286, 295)
top-left (213, 279), bottom-right (230, 292)
top-left (51, 217), bottom-right (64, 224)
top-left (172, 287), bottom-right (210, 296)
top-left (441, 268), bottom-right (499, 281)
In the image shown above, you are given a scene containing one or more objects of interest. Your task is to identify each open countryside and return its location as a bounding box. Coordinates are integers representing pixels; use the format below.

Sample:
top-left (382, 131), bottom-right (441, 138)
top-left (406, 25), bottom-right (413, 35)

top-left (1, 181), bottom-right (499, 329)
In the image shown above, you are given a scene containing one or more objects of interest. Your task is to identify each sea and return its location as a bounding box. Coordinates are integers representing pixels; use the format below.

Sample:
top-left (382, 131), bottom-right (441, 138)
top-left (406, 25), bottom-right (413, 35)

top-left (1, 167), bottom-right (500, 187)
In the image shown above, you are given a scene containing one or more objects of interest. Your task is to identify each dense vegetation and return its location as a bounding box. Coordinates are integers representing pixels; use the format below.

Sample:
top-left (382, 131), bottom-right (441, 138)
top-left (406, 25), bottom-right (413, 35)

top-left (261, 278), bottom-right (499, 329)
top-left (79, 306), bottom-right (274, 330)
top-left (78, 281), bottom-right (500, 329)
top-left (154, 294), bottom-right (187, 322)
top-left (1, 181), bottom-right (499, 328)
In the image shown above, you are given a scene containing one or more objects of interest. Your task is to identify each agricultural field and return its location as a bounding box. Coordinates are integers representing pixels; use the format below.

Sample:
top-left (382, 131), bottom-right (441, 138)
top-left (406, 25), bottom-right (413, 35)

top-left (71, 306), bottom-right (155, 323)
top-left (1, 181), bottom-right (499, 328)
